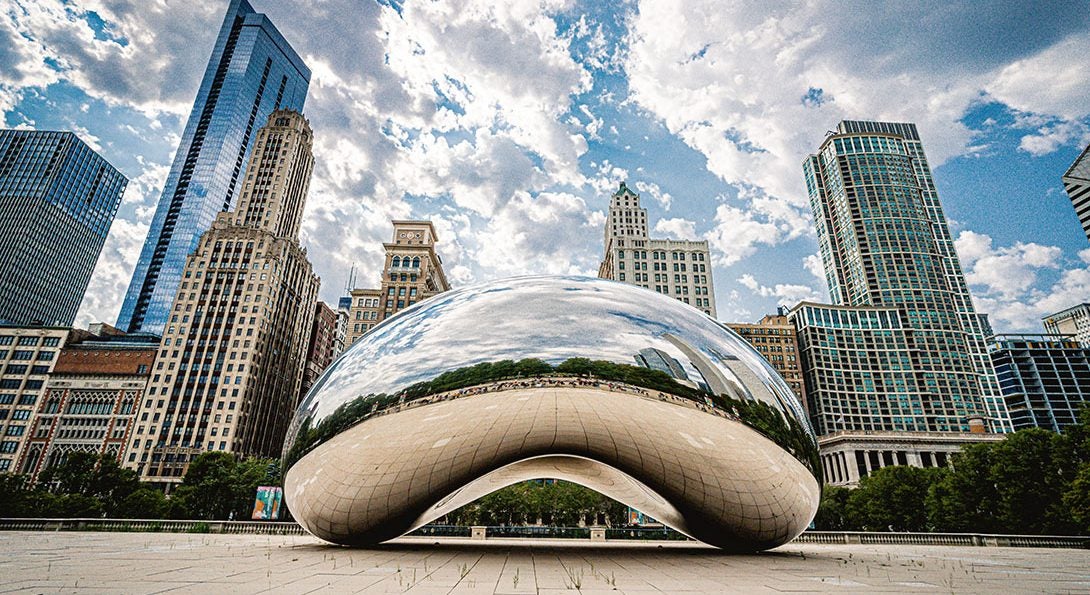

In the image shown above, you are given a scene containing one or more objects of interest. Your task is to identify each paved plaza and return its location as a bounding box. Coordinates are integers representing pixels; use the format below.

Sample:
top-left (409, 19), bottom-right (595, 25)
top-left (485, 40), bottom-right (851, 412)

top-left (1, 531), bottom-right (1088, 593)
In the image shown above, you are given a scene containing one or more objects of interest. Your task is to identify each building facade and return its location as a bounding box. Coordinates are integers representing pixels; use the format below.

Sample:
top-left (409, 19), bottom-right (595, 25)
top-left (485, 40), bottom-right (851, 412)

top-left (989, 334), bottom-right (1090, 433)
top-left (118, 0), bottom-right (310, 335)
top-left (0, 130), bottom-right (127, 326)
top-left (0, 325), bottom-right (81, 473)
top-left (1043, 303), bottom-right (1090, 346)
top-left (124, 111), bottom-right (319, 487)
top-left (726, 310), bottom-right (807, 412)
top-left (598, 183), bottom-right (716, 317)
top-left (818, 431), bottom-right (1004, 487)
top-left (1062, 143), bottom-right (1090, 242)
top-left (19, 328), bottom-right (156, 482)
top-left (802, 120), bottom-right (1002, 433)
top-left (302, 301), bottom-right (337, 397)
top-left (345, 221), bottom-right (450, 345)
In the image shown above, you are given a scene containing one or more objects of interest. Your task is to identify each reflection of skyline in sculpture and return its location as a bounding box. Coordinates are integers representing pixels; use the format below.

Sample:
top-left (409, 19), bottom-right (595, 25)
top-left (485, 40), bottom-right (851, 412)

top-left (634, 347), bottom-right (702, 390)
top-left (284, 276), bottom-right (820, 552)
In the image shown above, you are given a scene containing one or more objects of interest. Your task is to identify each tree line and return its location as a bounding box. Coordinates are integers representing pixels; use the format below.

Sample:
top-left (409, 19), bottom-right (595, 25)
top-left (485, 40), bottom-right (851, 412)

top-left (814, 409), bottom-right (1090, 535)
top-left (0, 451), bottom-right (277, 521)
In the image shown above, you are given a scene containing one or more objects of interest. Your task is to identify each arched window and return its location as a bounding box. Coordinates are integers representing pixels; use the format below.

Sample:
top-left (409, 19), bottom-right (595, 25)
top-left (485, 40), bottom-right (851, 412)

top-left (392, 256), bottom-right (401, 268)
top-left (412, 257), bottom-right (420, 268)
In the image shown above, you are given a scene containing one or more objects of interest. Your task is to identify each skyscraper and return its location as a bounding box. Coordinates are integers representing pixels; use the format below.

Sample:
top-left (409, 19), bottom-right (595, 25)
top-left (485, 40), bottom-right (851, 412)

top-left (0, 130), bottom-right (127, 326)
top-left (345, 221), bottom-right (451, 345)
top-left (792, 120), bottom-right (1006, 484)
top-left (599, 183), bottom-right (717, 317)
top-left (800, 120), bottom-right (999, 432)
top-left (988, 333), bottom-right (1090, 433)
top-left (124, 111), bottom-right (319, 486)
top-left (1062, 143), bottom-right (1090, 242)
top-left (118, 0), bottom-right (310, 335)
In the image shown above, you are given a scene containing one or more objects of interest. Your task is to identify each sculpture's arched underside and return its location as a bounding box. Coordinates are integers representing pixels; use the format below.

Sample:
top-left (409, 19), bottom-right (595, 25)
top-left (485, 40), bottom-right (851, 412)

top-left (283, 276), bottom-right (822, 551)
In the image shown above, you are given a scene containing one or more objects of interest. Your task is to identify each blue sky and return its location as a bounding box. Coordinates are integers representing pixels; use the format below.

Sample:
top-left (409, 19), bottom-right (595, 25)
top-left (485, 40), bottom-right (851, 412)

top-left (3, 0), bottom-right (1089, 332)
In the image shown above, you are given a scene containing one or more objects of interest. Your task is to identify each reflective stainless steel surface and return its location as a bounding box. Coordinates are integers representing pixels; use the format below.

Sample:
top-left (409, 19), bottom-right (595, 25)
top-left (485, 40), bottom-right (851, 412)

top-left (283, 276), bottom-right (821, 551)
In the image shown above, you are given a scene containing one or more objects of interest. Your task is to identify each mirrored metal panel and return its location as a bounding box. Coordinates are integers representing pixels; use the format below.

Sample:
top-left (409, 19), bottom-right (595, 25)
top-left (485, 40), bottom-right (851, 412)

top-left (284, 276), bottom-right (821, 550)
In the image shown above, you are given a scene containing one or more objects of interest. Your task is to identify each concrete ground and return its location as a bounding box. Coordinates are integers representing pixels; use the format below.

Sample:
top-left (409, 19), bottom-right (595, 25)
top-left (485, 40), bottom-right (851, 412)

top-left (1, 531), bottom-right (1088, 593)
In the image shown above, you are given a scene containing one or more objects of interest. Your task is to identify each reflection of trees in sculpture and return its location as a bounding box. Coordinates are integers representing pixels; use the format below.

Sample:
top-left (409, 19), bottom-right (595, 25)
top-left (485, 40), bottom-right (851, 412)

top-left (284, 357), bottom-right (819, 476)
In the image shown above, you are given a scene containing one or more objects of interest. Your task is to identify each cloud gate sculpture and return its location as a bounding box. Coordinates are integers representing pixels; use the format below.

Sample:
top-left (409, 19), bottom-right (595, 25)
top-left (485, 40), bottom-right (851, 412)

top-left (283, 276), bottom-right (821, 551)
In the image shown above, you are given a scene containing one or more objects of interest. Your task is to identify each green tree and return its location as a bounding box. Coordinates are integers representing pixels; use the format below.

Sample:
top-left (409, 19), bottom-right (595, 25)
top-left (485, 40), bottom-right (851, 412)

top-left (812, 486), bottom-right (853, 530)
top-left (847, 466), bottom-right (944, 532)
top-left (926, 443), bottom-right (1000, 532)
top-left (988, 429), bottom-right (1071, 534)
top-left (114, 488), bottom-right (169, 519)
top-left (36, 452), bottom-right (141, 517)
top-left (0, 473), bottom-right (37, 517)
top-left (172, 452), bottom-right (278, 520)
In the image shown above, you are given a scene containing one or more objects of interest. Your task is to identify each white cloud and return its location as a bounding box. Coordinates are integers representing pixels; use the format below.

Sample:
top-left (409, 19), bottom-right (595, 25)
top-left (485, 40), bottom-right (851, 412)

top-left (956, 230), bottom-right (1088, 331)
top-left (803, 253), bottom-right (825, 284)
top-left (706, 204), bottom-right (782, 267)
top-left (956, 231), bottom-right (1061, 299)
top-left (987, 33), bottom-right (1090, 121)
top-left (1017, 120), bottom-right (1090, 157)
top-left (737, 273), bottom-right (821, 305)
top-left (653, 217), bottom-right (696, 240)
top-left (634, 180), bottom-right (672, 210)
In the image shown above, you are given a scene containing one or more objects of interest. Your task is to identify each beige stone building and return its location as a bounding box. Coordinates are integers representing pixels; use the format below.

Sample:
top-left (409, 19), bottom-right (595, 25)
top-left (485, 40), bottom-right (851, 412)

top-left (0, 325), bottom-right (81, 473)
top-left (725, 310), bottom-right (807, 412)
top-left (21, 327), bottom-right (157, 482)
top-left (124, 110), bottom-right (320, 487)
top-left (345, 221), bottom-right (450, 345)
top-left (1043, 303), bottom-right (1090, 346)
top-left (598, 183), bottom-right (716, 317)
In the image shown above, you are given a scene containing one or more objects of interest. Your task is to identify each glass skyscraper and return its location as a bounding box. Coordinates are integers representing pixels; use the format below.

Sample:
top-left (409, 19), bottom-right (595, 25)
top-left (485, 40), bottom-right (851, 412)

top-left (794, 120), bottom-right (1002, 434)
top-left (0, 130), bottom-right (127, 326)
top-left (117, 0), bottom-right (310, 335)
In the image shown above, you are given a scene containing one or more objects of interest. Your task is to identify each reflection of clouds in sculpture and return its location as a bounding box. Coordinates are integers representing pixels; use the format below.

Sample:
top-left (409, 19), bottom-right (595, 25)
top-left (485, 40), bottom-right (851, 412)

top-left (293, 276), bottom-right (811, 432)
top-left (284, 276), bottom-right (820, 551)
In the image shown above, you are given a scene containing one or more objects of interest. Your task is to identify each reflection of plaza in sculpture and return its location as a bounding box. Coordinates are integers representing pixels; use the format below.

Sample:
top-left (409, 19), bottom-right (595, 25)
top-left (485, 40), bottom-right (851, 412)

top-left (283, 276), bottom-right (821, 551)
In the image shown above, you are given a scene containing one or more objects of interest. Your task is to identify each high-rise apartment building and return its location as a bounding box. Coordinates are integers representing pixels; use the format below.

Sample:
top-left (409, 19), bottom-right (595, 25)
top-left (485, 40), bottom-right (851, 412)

top-left (1062, 143), bottom-right (1090, 242)
top-left (0, 130), bottom-right (127, 326)
top-left (302, 301), bottom-right (337, 397)
top-left (794, 120), bottom-right (1005, 484)
top-left (725, 309), bottom-right (807, 411)
top-left (0, 325), bottom-right (84, 473)
top-left (345, 221), bottom-right (450, 345)
top-left (20, 326), bottom-right (157, 482)
top-left (124, 111), bottom-right (319, 487)
top-left (799, 120), bottom-right (999, 433)
top-left (1043, 303), bottom-right (1090, 346)
top-left (118, 0), bottom-right (310, 335)
top-left (989, 334), bottom-right (1090, 433)
top-left (599, 183), bottom-right (716, 317)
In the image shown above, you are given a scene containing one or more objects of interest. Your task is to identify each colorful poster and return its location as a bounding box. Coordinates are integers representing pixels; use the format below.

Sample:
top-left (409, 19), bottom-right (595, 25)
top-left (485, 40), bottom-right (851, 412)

top-left (252, 486), bottom-right (283, 520)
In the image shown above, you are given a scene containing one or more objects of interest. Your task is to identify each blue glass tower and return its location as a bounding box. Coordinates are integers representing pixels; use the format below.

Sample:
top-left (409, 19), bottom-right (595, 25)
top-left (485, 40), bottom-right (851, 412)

top-left (0, 130), bottom-right (127, 326)
top-left (118, 0), bottom-right (310, 335)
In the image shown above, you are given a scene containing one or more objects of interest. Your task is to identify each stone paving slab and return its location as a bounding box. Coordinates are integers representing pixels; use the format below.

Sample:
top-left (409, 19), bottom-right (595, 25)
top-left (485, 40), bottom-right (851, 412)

top-left (0, 531), bottom-right (1088, 593)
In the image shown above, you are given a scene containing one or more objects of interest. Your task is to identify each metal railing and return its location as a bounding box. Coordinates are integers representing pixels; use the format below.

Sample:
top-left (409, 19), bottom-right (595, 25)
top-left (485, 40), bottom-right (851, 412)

top-left (0, 519), bottom-right (1086, 549)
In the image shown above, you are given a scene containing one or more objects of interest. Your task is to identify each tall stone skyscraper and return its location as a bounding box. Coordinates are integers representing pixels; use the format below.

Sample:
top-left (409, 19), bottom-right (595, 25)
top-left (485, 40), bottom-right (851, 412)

top-left (0, 130), bottom-right (127, 325)
top-left (125, 111), bottom-right (319, 487)
top-left (118, 0), bottom-right (310, 335)
top-left (345, 221), bottom-right (450, 345)
top-left (790, 121), bottom-right (1009, 485)
top-left (1062, 144), bottom-right (1090, 242)
top-left (599, 183), bottom-right (717, 317)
